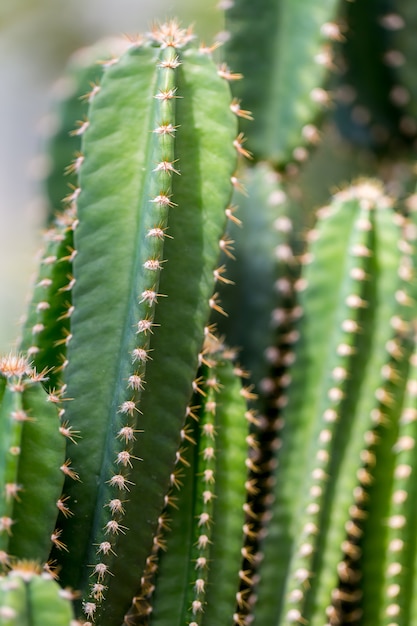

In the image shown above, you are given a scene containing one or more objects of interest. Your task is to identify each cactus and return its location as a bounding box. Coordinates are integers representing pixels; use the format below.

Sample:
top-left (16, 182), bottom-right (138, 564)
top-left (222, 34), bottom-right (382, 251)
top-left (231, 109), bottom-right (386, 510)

top-left (0, 354), bottom-right (65, 567)
top-left (3, 2), bottom-right (417, 626)
top-left (0, 562), bottom-right (76, 625)
top-left (40, 37), bottom-right (130, 225)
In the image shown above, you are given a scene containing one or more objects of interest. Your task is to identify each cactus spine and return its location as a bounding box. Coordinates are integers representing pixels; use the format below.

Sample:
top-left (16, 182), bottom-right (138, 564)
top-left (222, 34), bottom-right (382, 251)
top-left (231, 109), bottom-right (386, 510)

top-left (0, 354), bottom-right (65, 568)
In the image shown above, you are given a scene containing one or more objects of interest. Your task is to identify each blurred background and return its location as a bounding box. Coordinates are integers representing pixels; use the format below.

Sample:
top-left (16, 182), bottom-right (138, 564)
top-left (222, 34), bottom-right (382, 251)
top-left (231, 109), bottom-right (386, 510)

top-left (0, 0), bottom-right (222, 352)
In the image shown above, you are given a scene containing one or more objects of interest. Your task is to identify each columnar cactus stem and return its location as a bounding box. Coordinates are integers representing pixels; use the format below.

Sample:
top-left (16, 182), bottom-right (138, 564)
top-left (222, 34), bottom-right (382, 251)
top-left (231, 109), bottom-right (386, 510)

top-left (41, 38), bottom-right (130, 224)
top-left (376, 2), bottom-right (417, 142)
top-left (224, 0), bottom-right (340, 164)
top-left (34, 22), bottom-right (239, 624)
top-left (253, 182), bottom-right (410, 625)
top-left (19, 209), bottom-right (77, 391)
top-left (129, 343), bottom-right (251, 626)
top-left (332, 0), bottom-right (410, 151)
top-left (380, 338), bottom-right (417, 626)
top-left (0, 355), bottom-right (65, 568)
top-left (0, 562), bottom-right (76, 625)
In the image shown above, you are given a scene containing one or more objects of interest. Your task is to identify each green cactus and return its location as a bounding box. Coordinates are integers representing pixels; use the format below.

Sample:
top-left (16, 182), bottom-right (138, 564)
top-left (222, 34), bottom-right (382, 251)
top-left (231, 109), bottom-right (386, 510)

top-left (40, 37), bottom-right (130, 225)
top-left (4, 20), bottom-right (248, 625)
top-left (224, 0), bottom-right (340, 165)
top-left (129, 346), bottom-right (251, 626)
top-left (0, 354), bottom-right (65, 568)
top-left (252, 182), bottom-right (415, 625)
top-left (331, 0), bottom-right (408, 152)
top-left (4, 3), bottom-right (417, 626)
top-left (0, 562), bottom-right (76, 625)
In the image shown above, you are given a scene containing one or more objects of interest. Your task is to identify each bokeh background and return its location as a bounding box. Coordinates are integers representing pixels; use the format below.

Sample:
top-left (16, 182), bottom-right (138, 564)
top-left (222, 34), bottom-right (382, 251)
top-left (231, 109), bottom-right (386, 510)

top-left (0, 0), bottom-right (222, 352)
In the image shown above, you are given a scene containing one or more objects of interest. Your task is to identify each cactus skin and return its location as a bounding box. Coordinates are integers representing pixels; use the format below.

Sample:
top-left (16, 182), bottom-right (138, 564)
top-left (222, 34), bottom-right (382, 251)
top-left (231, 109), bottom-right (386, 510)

top-left (252, 182), bottom-right (413, 626)
top-left (36, 25), bottom-right (239, 625)
top-left (41, 38), bottom-right (129, 224)
top-left (0, 563), bottom-right (76, 626)
top-left (131, 345), bottom-right (250, 626)
top-left (388, 1), bottom-right (417, 138)
top-left (382, 335), bottom-right (417, 626)
top-left (332, 0), bottom-right (409, 152)
top-left (224, 0), bottom-right (340, 165)
top-left (0, 355), bottom-right (65, 569)
top-left (215, 161), bottom-right (300, 404)
top-left (19, 209), bottom-right (77, 392)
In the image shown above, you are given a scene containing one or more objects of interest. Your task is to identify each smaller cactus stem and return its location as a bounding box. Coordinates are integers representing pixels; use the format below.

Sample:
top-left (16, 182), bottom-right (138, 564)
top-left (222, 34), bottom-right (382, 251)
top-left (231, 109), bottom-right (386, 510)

top-left (184, 371), bottom-right (218, 625)
top-left (254, 182), bottom-right (407, 626)
top-left (205, 357), bottom-right (258, 626)
top-left (279, 199), bottom-right (376, 624)
top-left (18, 208), bottom-right (77, 392)
top-left (127, 340), bottom-right (250, 626)
top-left (0, 355), bottom-right (65, 567)
top-left (0, 562), bottom-right (76, 625)
top-left (76, 44), bottom-right (180, 619)
top-left (382, 339), bottom-right (417, 626)
top-left (52, 25), bottom-right (237, 625)
top-left (339, 217), bottom-right (417, 626)
top-left (0, 375), bottom-right (27, 557)
top-left (309, 194), bottom-right (411, 626)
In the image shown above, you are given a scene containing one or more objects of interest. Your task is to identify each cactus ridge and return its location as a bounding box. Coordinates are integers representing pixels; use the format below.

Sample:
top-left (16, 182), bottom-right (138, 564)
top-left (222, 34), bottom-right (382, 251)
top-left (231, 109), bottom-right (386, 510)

top-left (381, 336), bottom-right (417, 625)
top-left (0, 355), bottom-right (65, 569)
top-left (71, 47), bottom-right (182, 608)
top-left (19, 208), bottom-right (77, 393)
top-left (0, 562), bottom-right (76, 625)
top-left (224, 0), bottom-right (340, 165)
top-left (40, 37), bottom-right (131, 225)
top-left (252, 182), bottom-right (408, 625)
top-left (128, 341), bottom-right (252, 626)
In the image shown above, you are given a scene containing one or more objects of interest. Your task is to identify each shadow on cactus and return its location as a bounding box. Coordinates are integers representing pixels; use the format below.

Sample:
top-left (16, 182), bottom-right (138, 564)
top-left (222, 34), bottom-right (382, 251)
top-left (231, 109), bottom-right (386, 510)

top-left (3, 4), bottom-right (417, 626)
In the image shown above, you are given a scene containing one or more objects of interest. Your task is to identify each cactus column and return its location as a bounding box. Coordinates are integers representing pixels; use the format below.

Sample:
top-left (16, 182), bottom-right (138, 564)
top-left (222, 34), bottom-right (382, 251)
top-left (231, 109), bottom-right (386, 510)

top-left (34, 22), bottom-right (241, 625)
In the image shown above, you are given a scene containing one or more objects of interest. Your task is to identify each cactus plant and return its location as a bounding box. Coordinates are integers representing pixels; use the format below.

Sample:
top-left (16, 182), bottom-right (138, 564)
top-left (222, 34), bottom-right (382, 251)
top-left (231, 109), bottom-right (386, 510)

top-left (3, 2), bottom-right (417, 626)
top-left (0, 561), bottom-right (77, 626)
